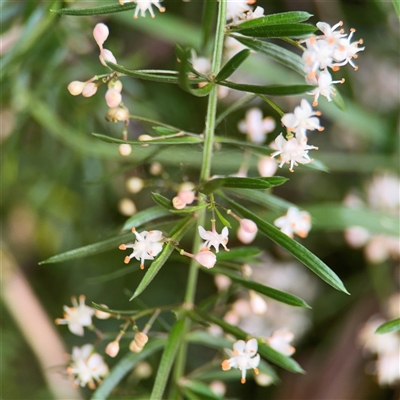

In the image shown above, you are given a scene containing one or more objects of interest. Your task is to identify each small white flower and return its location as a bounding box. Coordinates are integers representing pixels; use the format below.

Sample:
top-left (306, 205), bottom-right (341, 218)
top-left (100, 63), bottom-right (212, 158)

top-left (270, 134), bottom-right (317, 172)
top-left (332, 28), bottom-right (365, 70)
top-left (257, 156), bottom-right (278, 177)
top-left (198, 226), bottom-right (229, 253)
top-left (249, 291), bottom-right (268, 315)
top-left (274, 207), bottom-right (312, 239)
top-left (67, 344), bottom-right (109, 389)
top-left (130, 0), bottom-right (166, 18)
top-left (316, 21), bottom-right (345, 46)
top-left (119, 228), bottom-right (164, 269)
top-left (226, 0), bottom-right (255, 22)
top-left (55, 295), bottom-right (94, 336)
top-left (281, 99), bottom-right (323, 140)
top-left (264, 328), bottom-right (296, 356)
top-left (238, 108), bottom-right (276, 144)
top-left (376, 351), bottom-right (400, 386)
top-left (303, 36), bottom-right (334, 78)
top-left (221, 338), bottom-right (260, 384)
top-left (306, 69), bottom-right (344, 106)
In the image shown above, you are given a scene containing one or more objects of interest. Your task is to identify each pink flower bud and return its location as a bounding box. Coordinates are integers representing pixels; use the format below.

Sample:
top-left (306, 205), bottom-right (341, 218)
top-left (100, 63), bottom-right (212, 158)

top-left (129, 340), bottom-right (142, 353)
top-left (257, 156), bottom-right (278, 177)
top-left (119, 144), bottom-right (132, 156)
top-left (110, 80), bottom-right (123, 92)
top-left (194, 250), bottom-right (216, 269)
top-left (105, 340), bottom-right (120, 358)
top-left (100, 49), bottom-right (117, 67)
top-left (237, 227), bottom-right (257, 244)
top-left (177, 190), bottom-right (195, 205)
top-left (105, 88), bottom-right (122, 108)
top-left (239, 219), bottom-right (257, 234)
top-left (67, 81), bottom-right (85, 96)
top-left (134, 332), bottom-right (149, 348)
top-left (82, 82), bottom-right (98, 97)
top-left (93, 23), bottom-right (109, 47)
top-left (94, 304), bottom-right (111, 320)
top-left (172, 196), bottom-right (186, 210)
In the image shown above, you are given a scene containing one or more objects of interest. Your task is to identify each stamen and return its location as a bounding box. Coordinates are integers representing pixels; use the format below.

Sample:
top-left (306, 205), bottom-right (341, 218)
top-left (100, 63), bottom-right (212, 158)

top-left (140, 264), bottom-right (145, 270)
top-left (241, 378), bottom-right (246, 384)
top-left (119, 244), bottom-right (127, 250)
top-left (124, 256), bottom-right (130, 264)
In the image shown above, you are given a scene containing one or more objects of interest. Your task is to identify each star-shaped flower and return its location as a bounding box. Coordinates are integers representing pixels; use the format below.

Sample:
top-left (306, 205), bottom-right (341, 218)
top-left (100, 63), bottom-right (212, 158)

top-left (221, 338), bottom-right (260, 384)
top-left (274, 207), bottom-right (311, 238)
top-left (198, 226), bottom-right (229, 253)
top-left (238, 108), bottom-right (276, 144)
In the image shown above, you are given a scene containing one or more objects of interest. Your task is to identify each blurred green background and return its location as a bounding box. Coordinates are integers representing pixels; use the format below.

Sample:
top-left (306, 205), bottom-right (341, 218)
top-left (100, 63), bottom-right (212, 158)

top-left (1, 0), bottom-right (399, 399)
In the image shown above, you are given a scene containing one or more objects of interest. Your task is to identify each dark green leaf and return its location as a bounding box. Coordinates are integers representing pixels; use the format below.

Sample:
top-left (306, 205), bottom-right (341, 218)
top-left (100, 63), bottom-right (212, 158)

top-left (150, 318), bottom-right (186, 400)
top-left (199, 177), bottom-right (287, 195)
top-left (217, 81), bottom-right (315, 96)
top-left (151, 193), bottom-right (172, 210)
top-left (231, 35), bottom-right (305, 76)
top-left (130, 217), bottom-right (195, 300)
top-left (39, 206), bottom-right (171, 264)
top-left (231, 23), bottom-right (317, 39)
top-left (91, 338), bottom-right (166, 400)
top-left (214, 207), bottom-right (232, 228)
top-left (215, 246), bottom-right (262, 261)
top-left (52, 2), bottom-right (136, 16)
top-left (92, 133), bottom-right (203, 145)
top-left (215, 49), bottom-right (251, 81)
top-left (375, 318), bottom-right (400, 334)
top-left (231, 11), bottom-right (313, 29)
top-left (153, 126), bottom-right (179, 135)
top-left (194, 309), bottom-right (304, 373)
top-left (206, 267), bottom-right (311, 308)
top-left (221, 195), bottom-right (349, 294)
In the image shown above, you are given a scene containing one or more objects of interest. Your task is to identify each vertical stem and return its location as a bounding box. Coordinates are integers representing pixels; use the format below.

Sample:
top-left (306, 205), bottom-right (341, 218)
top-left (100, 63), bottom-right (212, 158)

top-left (170, 2), bottom-right (227, 397)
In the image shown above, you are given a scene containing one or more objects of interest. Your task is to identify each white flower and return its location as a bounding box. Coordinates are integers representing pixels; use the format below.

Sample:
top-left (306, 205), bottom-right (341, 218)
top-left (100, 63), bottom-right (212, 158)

top-left (367, 173), bottom-right (400, 212)
top-left (198, 226), bottom-right (229, 253)
top-left (238, 108), bottom-right (276, 144)
top-left (332, 28), bottom-right (365, 70)
top-left (316, 21), bottom-right (345, 46)
top-left (119, 0), bottom-right (165, 18)
top-left (55, 295), bottom-right (94, 336)
top-left (281, 99), bottom-right (323, 141)
top-left (221, 338), bottom-right (260, 384)
top-left (306, 68), bottom-right (344, 106)
top-left (226, 0), bottom-right (255, 22)
top-left (119, 228), bottom-right (164, 269)
top-left (249, 291), bottom-right (267, 315)
top-left (376, 351), bottom-right (400, 386)
top-left (274, 207), bottom-right (312, 239)
top-left (242, 6), bottom-right (264, 21)
top-left (270, 134), bottom-right (317, 172)
top-left (303, 36), bottom-right (334, 78)
top-left (257, 156), bottom-right (278, 177)
top-left (264, 328), bottom-right (296, 356)
top-left (67, 344), bottom-right (109, 389)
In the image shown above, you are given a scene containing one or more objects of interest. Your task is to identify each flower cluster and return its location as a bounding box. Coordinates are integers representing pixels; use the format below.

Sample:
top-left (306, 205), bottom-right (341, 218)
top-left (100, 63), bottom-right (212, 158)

top-left (119, 228), bottom-right (164, 269)
top-left (274, 206), bottom-right (312, 239)
top-left (67, 344), bottom-right (109, 389)
top-left (303, 21), bottom-right (364, 106)
top-left (221, 338), bottom-right (260, 384)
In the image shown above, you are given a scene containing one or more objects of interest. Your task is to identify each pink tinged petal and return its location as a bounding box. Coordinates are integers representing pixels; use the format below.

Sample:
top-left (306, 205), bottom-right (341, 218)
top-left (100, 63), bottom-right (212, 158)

top-left (105, 89), bottom-right (122, 108)
top-left (82, 83), bottom-right (97, 98)
top-left (240, 219), bottom-right (257, 234)
top-left (100, 49), bottom-right (117, 67)
top-left (194, 251), bottom-right (216, 269)
top-left (93, 23), bottom-right (109, 47)
top-left (237, 227), bottom-right (257, 244)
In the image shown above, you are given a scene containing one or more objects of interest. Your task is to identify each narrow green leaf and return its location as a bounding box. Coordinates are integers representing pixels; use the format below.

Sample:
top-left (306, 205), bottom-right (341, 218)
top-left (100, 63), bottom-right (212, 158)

top-left (39, 206), bottom-right (171, 264)
top-left (151, 193), bottom-right (172, 210)
top-left (199, 176), bottom-right (287, 195)
top-left (150, 318), bottom-right (186, 400)
top-left (92, 133), bottom-right (203, 146)
top-left (231, 35), bottom-right (305, 76)
top-left (206, 267), bottom-right (311, 308)
top-left (375, 318), bottom-right (400, 334)
top-left (194, 309), bottom-right (304, 373)
top-left (130, 217), bottom-right (195, 300)
top-left (231, 11), bottom-right (313, 29)
top-left (221, 195), bottom-right (349, 294)
top-left (215, 246), bottom-right (262, 261)
top-left (214, 207), bottom-right (232, 228)
top-left (231, 23), bottom-right (317, 39)
top-left (153, 126), bottom-right (179, 135)
top-left (52, 2), bottom-right (136, 16)
top-left (180, 380), bottom-right (224, 400)
top-left (170, 204), bottom-right (209, 214)
top-left (91, 338), bottom-right (166, 400)
top-left (217, 81), bottom-right (315, 96)
top-left (215, 49), bottom-right (251, 81)
top-left (392, 0), bottom-right (400, 19)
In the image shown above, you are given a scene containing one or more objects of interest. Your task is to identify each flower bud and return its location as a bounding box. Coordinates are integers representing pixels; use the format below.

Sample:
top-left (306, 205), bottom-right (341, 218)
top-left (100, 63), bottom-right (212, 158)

top-left (134, 332), bottom-right (149, 348)
top-left (94, 304), bottom-right (111, 320)
top-left (118, 198), bottom-right (136, 216)
top-left (93, 23), bottom-right (109, 46)
top-left (110, 80), bottom-right (123, 92)
top-left (239, 219), bottom-right (257, 234)
top-left (172, 196), bottom-right (186, 210)
top-left (100, 48), bottom-right (117, 67)
top-left (249, 291), bottom-right (267, 315)
top-left (82, 82), bottom-right (98, 98)
top-left (129, 340), bottom-right (142, 353)
top-left (105, 340), bottom-right (120, 358)
top-left (106, 107), bottom-right (129, 122)
top-left (126, 177), bottom-right (144, 194)
top-left (150, 161), bottom-right (163, 175)
top-left (177, 190), bottom-right (195, 205)
top-left (209, 380), bottom-right (227, 396)
top-left (214, 274), bottom-right (231, 292)
top-left (133, 361), bottom-right (152, 379)
top-left (67, 81), bottom-right (85, 96)
top-left (119, 144), bottom-right (132, 156)
top-left (237, 226), bottom-right (257, 244)
top-left (105, 88), bottom-right (122, 108)
top-left (257, 156), bottom-right (278, 177)
top-left (194, 250), bottom-right (216, 269)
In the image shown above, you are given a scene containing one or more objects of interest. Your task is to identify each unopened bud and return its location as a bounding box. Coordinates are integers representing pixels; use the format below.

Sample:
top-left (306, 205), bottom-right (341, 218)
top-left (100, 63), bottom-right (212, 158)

top-left (93, 23), bottom-right (109, 46)
top-left (82, 82), bottom-right (98, 97)
top-left (67, 81), bottom-right (85, 96)
top-left (172, 196), bottom-right (186, 210)
top-left (194, 251), bottom-right (216, 269)
top-left (100, 48), bottom-right (117, 67)
top-left (134, 332), bottom-right (149, 348)
top-left (129, 340), bottom-right (142, 353)
top-left (133, 361), bottom-right (152, 379)
top-left (177, 190), bottom-right (195, 205)
top-left (257, 156), bottom-right (278, 177)
top-left (240, 219), bottom-right (257, 234)
top-left (237, 226), bottom-right (257, 244)
top-left (118, 198), bottom-right (136, 216)
top-left (106, 107), bottom-right (129, 122)
top-left (249, 291), bottom-right (267, 315)
top-left (209, 380), bottom-right (227, 396)
top-left (179, 181), bottom-right (195, 192)
top-left (109, 80), bottom-right (123, 92)
top-left (126, 177), bottom-right (144, 194)
top-left (105, 340), bottom-right (120, 358)
top-left (150, 161), bottom-right (163, 175)
top-left (214, 274), bottom-right (231, 292)
top-left (105, 88), bottom-right (122, 108)
top-left (119, 144), bottom-right (132, 156)
top-left (94, 304), bottom-right (111, 320)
